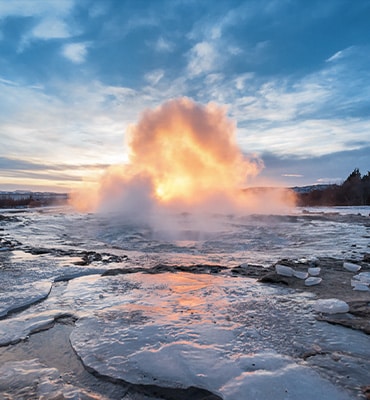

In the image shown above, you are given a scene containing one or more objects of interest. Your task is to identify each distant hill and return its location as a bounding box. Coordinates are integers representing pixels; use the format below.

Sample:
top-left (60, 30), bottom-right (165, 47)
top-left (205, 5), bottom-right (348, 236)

top-left (0, 191), bottom-right (68, 208)
top-left (291, 184), bottom-right (333, 194)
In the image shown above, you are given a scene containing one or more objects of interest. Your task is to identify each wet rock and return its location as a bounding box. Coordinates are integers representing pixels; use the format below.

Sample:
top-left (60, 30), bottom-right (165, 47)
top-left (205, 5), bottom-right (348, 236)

top-left (0, 359), bottom-right (108, 399)
top-left (102, 267), bottom-right (143, 276)
top-left (362, 385), bottom-right (370, 400)
top-left (316, 313), bottom-right (370, 335)
top-left (104, 264), bottom-right (229, 277)
top-left (21, 247), bottom-right (129, 265)
top-left (258, 273), bottom-right (289, 285)
top-left (74, 251), bottom-right (102, 265)
top-left (348, 300), bottom-right (370, 318)
top-left (231, 264), bottom-right (270, 279)
top-left (316, 301), bottom-right (370, 334)
top-left (101, 253), bottom-right (128, 263)
top-left (0, 214), bottom-right (20, 223)
top-left (74, 251), bottom-right (128, 265)
top-left (0, 237), bottom-right (21, 250)
top-left (25, 247), bottom-right (51, 255)
top-left (150, 263), bottom-right (228, 275)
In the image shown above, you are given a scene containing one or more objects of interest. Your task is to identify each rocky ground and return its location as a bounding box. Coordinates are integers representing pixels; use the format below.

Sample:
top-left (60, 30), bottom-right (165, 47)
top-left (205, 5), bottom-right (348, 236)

top-left (1, 209), bottom-right (370, 399)
top-left (230, 256), bottom-right (370, 334)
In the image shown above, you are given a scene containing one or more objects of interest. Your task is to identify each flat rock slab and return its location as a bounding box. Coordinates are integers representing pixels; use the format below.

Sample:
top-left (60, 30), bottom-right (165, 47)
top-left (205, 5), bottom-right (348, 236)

top-left (69, 272), bottom-right (355, 400)
top-left (256, 258), bottom-right (370, 334)
top-left (316, 301), bottom-right (370, 334)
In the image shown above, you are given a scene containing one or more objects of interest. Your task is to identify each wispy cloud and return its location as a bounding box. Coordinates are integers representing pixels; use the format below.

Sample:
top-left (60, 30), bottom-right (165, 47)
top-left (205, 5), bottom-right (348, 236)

top-left (32, 18), bottom-right (71, 40)
top-left (144, 69), bottom-right (164, 85)
top-left (326, 50), bottom-right (345, 63)
top-left (153, 37), bottom-right (174, 52)
top-left (187, 41), bottom-right (218, 77)
top-left (0, 0), bottom-right (74, 19)
top-left (0, 0), bottom-right (76, 51)
top-left (282, 174), bottom-right (304, 178)
top-left (62, 42), bottom-right (90, 64)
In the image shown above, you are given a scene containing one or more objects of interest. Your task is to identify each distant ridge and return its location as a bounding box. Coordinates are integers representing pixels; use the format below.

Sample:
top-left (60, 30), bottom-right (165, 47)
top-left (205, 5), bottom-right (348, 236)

top-left (0, 191), bottom-right (68, 208)
top-left (291, 184), bottom-right (333, 194)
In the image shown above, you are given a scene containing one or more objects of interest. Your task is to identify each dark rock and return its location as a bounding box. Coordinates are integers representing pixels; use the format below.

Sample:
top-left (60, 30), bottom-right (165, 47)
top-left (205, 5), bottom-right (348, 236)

top-left (316, 305), bottom-right (370, 335)
top-left (102, 267), bottom-right (143, 276)
top-left (231, 264), bottom-right (270, 279)
top-left (258, 272), bottom-right (289, 285)
top-left (348, 301), bottom-right (370, 318)
top-left (362, 385), bottom-right (370, 400)
top-left (150, 264), bottom-right (228, 275)
top-left (103, 264), bottom-right (228, 277)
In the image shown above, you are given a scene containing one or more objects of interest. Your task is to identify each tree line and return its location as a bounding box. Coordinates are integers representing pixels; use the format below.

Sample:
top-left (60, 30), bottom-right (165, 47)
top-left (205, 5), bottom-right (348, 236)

top-left (0, 194), bottom-right (68, 208)
top-left (297, 169), bottom-right (370, 206)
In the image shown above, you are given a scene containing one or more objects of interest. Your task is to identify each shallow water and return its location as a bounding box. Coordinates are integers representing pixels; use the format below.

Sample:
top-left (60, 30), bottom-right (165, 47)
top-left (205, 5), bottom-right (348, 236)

top-left (0, 206), bottom-right (369, 399)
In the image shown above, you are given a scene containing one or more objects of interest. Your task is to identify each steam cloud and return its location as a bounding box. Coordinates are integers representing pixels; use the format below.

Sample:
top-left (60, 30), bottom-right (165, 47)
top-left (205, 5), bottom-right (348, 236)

top-left (71, 98), bottom-right (295, 217)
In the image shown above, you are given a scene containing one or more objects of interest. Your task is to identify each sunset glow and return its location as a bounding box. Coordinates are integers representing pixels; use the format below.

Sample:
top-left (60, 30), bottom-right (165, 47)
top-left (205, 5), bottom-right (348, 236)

top-left (1, 1), bottom-right (368, 191)
top-left (126, 99), bottom-right (260, 203)
top-left (70, 98), bottom-right (295, 214)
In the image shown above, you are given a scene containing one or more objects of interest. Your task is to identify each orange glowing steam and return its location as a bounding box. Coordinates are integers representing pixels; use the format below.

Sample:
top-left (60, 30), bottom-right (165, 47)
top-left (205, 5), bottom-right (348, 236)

top-left (126, 98), bottom-right (260, 205)
top-left (70, 98), bottom-right (295, 214)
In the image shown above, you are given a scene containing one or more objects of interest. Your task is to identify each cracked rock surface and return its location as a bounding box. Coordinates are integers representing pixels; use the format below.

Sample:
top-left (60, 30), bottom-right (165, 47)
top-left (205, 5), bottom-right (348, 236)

top-left (0, 207), bottom-right (369, 399)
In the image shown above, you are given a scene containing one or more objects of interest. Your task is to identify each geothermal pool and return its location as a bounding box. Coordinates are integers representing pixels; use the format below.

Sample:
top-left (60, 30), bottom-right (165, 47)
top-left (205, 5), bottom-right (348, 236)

top-left (0, 206), bottom-right (369, 399)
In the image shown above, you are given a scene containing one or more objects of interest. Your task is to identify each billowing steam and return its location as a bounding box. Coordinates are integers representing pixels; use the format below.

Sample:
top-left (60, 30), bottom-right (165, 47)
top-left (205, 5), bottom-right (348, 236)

top-left (70, 98), bottom-right (295, 216)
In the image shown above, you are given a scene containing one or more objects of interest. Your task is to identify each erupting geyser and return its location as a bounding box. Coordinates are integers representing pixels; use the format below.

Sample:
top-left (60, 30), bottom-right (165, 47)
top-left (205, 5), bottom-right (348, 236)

top-left (71, 97), bottom-right (295, 214)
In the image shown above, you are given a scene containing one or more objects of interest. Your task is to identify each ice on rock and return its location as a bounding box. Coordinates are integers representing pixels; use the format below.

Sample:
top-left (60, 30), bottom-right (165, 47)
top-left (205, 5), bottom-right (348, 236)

top-left (0, 359), bottom-right (108, 399)
top-left (293, 271), bottom-right (309, 279)
top-left (351, 272), bottom-right (370, 291)
top-left (343, 262), bottom-right (361, 272)
top-left (0, 310), bottom-right (70, 346)
top-left (221, 354), bottom-right (353, 400)
top-left (275, 264), bottom-right (294, 277)
top-left (305, 277), bottom-right (322, 286)
top-left (351, 280), bottom-right (369, 291)
top-left (313, 299), bottom-right (349, 314)
top-left (69, 272), bottom-right (354, 400)
top-left (308, 267), bottom-right (321, 276)
top-left (2, 208), bottom-right (370, 399)
top-left (353, 272), bottom-right (370, 285)
top-left (0, 281), bottom-right (52, 318)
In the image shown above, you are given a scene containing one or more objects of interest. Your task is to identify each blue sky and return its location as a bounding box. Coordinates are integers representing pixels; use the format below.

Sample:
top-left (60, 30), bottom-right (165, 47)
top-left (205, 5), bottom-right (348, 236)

top-left (0, 0), bottom-right (369, 192)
